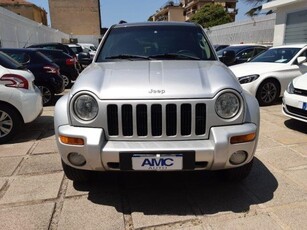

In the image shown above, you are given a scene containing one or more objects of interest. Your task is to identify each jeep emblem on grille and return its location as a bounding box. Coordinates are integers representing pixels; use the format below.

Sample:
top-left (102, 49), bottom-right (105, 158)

top-left (148, 89), bottom-right (165, 94)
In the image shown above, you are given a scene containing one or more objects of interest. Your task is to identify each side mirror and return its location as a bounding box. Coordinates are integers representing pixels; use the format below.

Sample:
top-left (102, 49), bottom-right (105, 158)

top-left (220, 50), bottom-right (236, 66)
top-left (297, 56), bottom-right (306, 65)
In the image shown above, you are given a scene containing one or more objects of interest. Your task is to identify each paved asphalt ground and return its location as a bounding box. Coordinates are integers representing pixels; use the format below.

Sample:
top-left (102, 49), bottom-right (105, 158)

top-left (0, 92), bottom-right (307, 230)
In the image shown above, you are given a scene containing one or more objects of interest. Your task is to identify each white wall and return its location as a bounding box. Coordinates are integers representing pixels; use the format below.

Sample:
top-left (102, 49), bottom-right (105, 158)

top-left (273, 1), bottom-right (307, 45)
top-left (0, 7), bottom-right (69, 48)
top-left (207, 14), bottom-right (275, 45)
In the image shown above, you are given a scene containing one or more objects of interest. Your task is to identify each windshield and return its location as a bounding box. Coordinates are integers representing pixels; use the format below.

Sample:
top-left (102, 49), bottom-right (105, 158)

top-left (251, 47), bottom-right (300, 63)
top-left (97, 25), bottom-right (215, 61)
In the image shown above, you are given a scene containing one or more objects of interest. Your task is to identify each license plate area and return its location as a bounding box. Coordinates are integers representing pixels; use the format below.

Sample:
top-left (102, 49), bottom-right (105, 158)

top-left (119, 151), bottom-right (195, 170)
top-left (301, 102), bottom-right (307, 111)
top-left (132, 154), bottom-right (182, 170)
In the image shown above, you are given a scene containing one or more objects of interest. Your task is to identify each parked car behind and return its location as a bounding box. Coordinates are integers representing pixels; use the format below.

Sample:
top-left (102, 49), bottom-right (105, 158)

top-left (0, 48), bottom-right (65, 106)
top-left (66, 43), bottom-right (92, 69)
top-left (0, 51), bottom-right (42, 144)
top-left (230, 44), bottom-right (307, 106)
top-left (55, 22), bottom-right (260, 183)
top-left (27, 42), bottom-right (82, 72)
top-left (283, 72), bottom-right (307, 122)
top-left (77, 43), bottom-right (97, 57)
top-left (33, 48), bottom-right (79, 88)
top-left (213, 44), bottom-right (229, 52)
top-left (217, 44), bottom-right (268, 66)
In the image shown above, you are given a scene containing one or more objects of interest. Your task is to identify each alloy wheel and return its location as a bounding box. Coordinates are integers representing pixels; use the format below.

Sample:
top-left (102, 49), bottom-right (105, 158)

top-left (0, 110), bottom-right (13, 138)
top-left (259, 81), bottom-right (278, 105)
top-left (38, 85), bottom-right (52, 105)
top-left (62, 75), bottom-right (70, 88)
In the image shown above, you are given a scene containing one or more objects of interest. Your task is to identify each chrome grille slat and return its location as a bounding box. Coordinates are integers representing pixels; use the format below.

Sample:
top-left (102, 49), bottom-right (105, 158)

top-left (106, 101), bottom-right (206, 139)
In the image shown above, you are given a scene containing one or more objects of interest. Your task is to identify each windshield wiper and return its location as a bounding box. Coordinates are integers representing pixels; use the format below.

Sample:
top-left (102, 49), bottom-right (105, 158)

top-left (105, 54), bottom-right (151, 60)
top-left (149, 53), bottom-right (201, 60)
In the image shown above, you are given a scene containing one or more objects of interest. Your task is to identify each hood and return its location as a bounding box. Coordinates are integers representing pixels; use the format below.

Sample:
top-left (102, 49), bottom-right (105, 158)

top-left (230, 62), bottom-right (289, 78)
top-left (71, 61), bottom-right (242, 100)
top-left (293, 73), bottom-right (307, 91)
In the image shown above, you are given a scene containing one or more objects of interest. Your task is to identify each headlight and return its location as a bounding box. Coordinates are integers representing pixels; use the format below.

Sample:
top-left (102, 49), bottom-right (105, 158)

top-left (73, 94), bottom-right (98, 121)
top-left (287, 81), bottom-right (294, 94)
top-left (215, 92), bottom-right (241, 119)
top-left (238, 74), bottom-right (259, 84)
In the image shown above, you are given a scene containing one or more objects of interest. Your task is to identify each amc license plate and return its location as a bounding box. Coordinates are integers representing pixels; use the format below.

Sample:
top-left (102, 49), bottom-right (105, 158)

top-left (302, 102), bottom-right (307, 111)
top-left (132, 154), bottom-right (183, 170)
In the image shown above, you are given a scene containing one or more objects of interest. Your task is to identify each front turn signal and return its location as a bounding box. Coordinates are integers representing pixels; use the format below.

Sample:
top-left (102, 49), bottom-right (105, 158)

top-left (230, 133), bottom-right (256, 144)
top-left (59, 135), bottom-right (84, 145)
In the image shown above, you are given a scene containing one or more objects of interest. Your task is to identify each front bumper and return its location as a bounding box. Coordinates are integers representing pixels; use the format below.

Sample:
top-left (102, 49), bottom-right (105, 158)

top-left (56, 123), bottom-right (258, 171)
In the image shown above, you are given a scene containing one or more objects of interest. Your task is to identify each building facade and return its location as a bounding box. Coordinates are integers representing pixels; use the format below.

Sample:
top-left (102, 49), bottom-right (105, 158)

top-left (263, 0), bottom-right (307, 46)
top-left (151, 0), bottom-right (237, 22)
top-left (48, 0), bottom-right (101, 36)
top-left (0, 0), bottom-right (47, 25)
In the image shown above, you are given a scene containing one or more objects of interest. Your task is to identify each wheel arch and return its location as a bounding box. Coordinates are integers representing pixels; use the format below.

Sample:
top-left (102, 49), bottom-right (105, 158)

top-left (0, 101), bottom-right (24, 124)
top-left (256, 76), bottom-right (281, 97)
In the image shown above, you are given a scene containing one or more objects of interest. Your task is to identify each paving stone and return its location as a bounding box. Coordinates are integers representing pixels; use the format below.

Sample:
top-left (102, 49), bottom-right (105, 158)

top-left (39, 130), bottom-right (55, 140)
top-left (284, 168), bottom-right (307, 189)
top-left (0, 178), bottom-right (7, 190)
top-left (207, 213), bottom-right (282, 230)
top-left (256, 135), bottom-right (282, 150)
top-left (243, 166), bottom-right (307, 208)
top-left (0, 157), bottom-right (23, 177)
top-left (129, 188), bottom-right (196, 229)
top-left (259, 121), bottom-right (286, 136)
top-left (32, 139), bottom-right (58, 154)
top-left (0, 203), bottom-right (55, 230)
top-left (0, 142), bottom-right (33, 157)
top-left (188, 181), bottom-right (255, 215)
top-left (0, 172), bottom-right (63, 204)
top-left (18, 154), bottom-right (62, 175)
top-left (269, 130), bottom-right (307, 145)
top-left (12, 130), bottom-right (42, 142)
top-left (272, 203), bottom-right (307, 229)
top-left (289, 143), bottom-right (307, 157)
top-left (57, 195), bottom-right (124, 230)
top-left (256, 146), bottom-right (307, 170)
top-left (65, 172), bottom-right (119, 197)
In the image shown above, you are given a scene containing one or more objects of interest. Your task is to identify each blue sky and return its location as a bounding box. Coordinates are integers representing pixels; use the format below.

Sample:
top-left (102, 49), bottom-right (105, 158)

top-left (28, 0), bottom-right (254, 28)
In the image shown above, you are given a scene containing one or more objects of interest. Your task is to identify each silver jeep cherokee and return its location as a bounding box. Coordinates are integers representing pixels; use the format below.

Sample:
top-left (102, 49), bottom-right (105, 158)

top-left (54, 22), bottom-right (259, 182)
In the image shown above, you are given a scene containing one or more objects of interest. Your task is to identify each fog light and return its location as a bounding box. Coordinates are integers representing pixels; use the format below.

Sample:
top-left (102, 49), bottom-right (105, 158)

top-left (68, 152), bottom-right (86, 166)
top-left (229, 151), bottom-right (247, 165)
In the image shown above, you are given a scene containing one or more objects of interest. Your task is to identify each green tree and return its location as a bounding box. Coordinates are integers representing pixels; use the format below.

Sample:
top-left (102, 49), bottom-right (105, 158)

top-left (190, 3), bottom-right (233, 28)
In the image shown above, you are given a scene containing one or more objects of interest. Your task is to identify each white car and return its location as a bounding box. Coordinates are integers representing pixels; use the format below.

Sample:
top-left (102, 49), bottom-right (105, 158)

top-left (230, 44), bottom-right (307, 106)
top-left (77, 43), bottom-right (97, 57)
top-left (0, 51), bottom-right (43, 144)
top-left (283, 73), bottom-right (307, 122)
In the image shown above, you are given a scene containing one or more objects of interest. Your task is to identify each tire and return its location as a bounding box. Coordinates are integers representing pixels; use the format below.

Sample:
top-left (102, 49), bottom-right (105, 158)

top-left (61, 160), bottom-right (91, 182)
top-left (256, 79), bottom-right (280, 106)
top-left (0, 104), bottom-right (22, 144)
top-left (219, 158), bottom-right (254, 182)
top-left (38, 85), bottom-right (54, 106)
top-left (62, 75), bottom-right (72, 89)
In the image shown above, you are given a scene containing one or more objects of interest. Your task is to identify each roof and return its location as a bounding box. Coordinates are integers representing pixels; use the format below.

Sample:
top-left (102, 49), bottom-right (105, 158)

top-left (270, 44), bottom-right (307, 49)
top-left (113, 21), bottom-right (199, 28)
top-left (0, 0), bottom-right (33, 5)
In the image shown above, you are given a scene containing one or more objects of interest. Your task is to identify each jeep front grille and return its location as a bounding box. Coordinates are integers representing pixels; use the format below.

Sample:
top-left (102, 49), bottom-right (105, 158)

top-left (107, 103), bottom-right (206, 138)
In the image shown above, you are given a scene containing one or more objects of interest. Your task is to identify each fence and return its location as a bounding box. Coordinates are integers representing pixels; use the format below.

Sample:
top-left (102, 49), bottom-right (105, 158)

top-left (0, 7), bottom-right (69, 48)
top-left (207, 14), bottom-right (276, 45)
